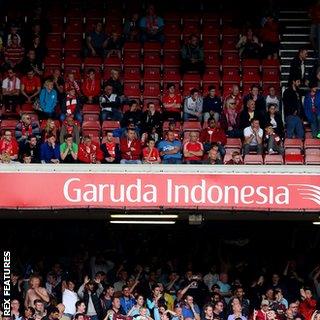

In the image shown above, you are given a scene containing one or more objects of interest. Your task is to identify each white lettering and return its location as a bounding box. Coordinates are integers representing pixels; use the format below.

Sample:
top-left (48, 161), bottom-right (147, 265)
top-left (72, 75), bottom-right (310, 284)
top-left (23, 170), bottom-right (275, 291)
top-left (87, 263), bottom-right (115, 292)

top-left (190, 179), bottom-right (206, 204)
top-left (240, 186), bottom-right (255, 204)
top-left (275, 187), bottom-right (290, 204)
top-left (83, 184), bottom-right (97, 202)
top-left (63, 178), bottom-right (81, 202)
top-left (143, 184), bottom-right (157, 203)
top-left (207, 185), bottom-right (223, 204)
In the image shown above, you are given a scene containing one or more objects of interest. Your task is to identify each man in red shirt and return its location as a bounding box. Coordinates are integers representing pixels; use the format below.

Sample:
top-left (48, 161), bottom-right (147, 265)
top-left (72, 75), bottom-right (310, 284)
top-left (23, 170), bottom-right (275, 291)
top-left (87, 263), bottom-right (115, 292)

top-left (162, 83), bottom-right (182, 121)
top-left (200, 118), bottom-right (227, 156)
top-left (101, 131), bottom-right (120, 164)
top-left (183, 131), bottom-right (204, 164)
top-left (21, 69), bottom-right (41, 103)
top-left (226, 151), bottom-right (243, 165)
top-left (120, 128), bottom-right (142, 164)
top-left (0, 130), bottom-right (19, 161)
top-left (224, 85), bottom-right (243, 113)
top-left (299, 288), bottom-right (317, 320)
top-left (78, 136), bottom-right (103, 164)
top-left (142, 138), bottom-right (161, 164)
top-left (82, 69), bottom-right (101, 104)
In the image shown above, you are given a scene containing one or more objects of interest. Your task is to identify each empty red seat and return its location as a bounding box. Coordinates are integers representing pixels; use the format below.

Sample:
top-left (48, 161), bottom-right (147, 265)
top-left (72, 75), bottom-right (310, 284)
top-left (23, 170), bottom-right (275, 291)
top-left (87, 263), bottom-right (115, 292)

top-left (123, 52), bottom-right (141, 67)
top-left (83, 114), bottom-right (99, 122)
top-left (284, 138), bottom-right (303, 150)
top-left (84, 56), bottom-right (103, 67)
top-left (143, 53), bottom-right (161, 67)
top-left (0, 120), bottom-right (18, 133)
top-left (20, 103), bottom-right (34, 113)
top-left (64, 53), bottom-right (82, 66)
top-left (124, 83), bottom-right (141, 98)
top-left (222, 26), bottom-right (240, 36)
top-left (223, 68), bottom-right (240, 82)
top-left (225, 147), bottom-right (241, 154)
top-left (304, 138), bottom-right (320, 149)
top-left (263, 68), bottom-right (280, 83)
top-left (143, 42), bottom-right (161, 52)
top-left (264, 154), bottom-right (284, 165)
top-left (222, 52), bottom-right (240, 67)
top-left (183, 121), bottom-right (202, 132)
top-left (242, 59), bottom-right (261, 67)
top-left (221, 36), bottom-right (238, 51)
top-left (205, 52), bottom-right (220, 66)
top-left (202, 22), bottom-right (220, 36)
top-left (202, 67), bottom-right (220, 83)
top-left (183, 22), bottom-right (199, 36)
top-left (225, 138), bottom-right (242, 149)
top-left (262, 59), bottom-right (280, 68)
top-left (164, 22), bottom-right (181, 36)
top-left (244, 154), bottom-right (263, 165)
top-left (49, 19), bottom-right (64, 34)
top-left (102, 121), bottom-right (120, 132)
top-left (242, 69), bottom-right (261, 83)
top-left (203, 37), bottom-right (220, 52)
top-left (144, 67), bottom-right (161, 82)
top-left (143, 83), bottom-right (161, 98)
top-left (44, 52), bottom-right (62, 66)
top-left (183, 74), bottom-right (201, 83)
top-left (83, 104), bottom-right (100, 114)
top-left (163, 37), bottom-right (181, 52)
top-left (163, 53), bottom-right (180, 67)
top-left (46, 35), bottom-right (63, 51)
top-left (65, 19), bottom-right (83, 34)
top-left (285, 154), bottom-right (304, 165)
top-left (305, 154), bottom-right (320, 165)
top-left (123, 42), bottom-right (141, 52)
top-left (124, 67), bottom-right (141, 82)
top-left (183, 82), bottom-right (201, 96)
top-left (163, 68), bottom-right (181, 83)
top-left (64, 35), bottom-right (83, 51)
top-left (104, 56), bottom-right (122, 67)
top-left (82, 121), bottom-right (101, 131)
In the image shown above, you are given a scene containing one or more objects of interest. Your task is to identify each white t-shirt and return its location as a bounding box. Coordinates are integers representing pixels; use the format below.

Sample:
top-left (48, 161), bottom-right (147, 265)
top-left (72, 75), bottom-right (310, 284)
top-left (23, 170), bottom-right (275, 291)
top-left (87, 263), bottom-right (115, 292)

top-left (266, 95), bottom-right (280, 108)
top-left (2, 77), bottom-right (21, 91)
top-left (244, 126), bottom-right (263, 146)
top-left (62, 289), bottom-right (79, 315)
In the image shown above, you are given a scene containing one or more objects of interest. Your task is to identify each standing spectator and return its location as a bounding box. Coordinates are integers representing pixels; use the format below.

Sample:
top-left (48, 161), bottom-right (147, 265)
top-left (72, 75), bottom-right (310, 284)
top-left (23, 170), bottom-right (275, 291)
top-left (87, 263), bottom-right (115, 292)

top-left (264, 125), bottom-right (284, 155)
top-left (299, 288), bottom-right (317, 320)
top-left (123, 13), bottom-right (140, 41)
top-left (2, 67), bottom-right (21, 112)
top-left (121, 100), bottom-right (142, 129)
top-left (243, 85), bottom-right (266, 119)
top-left (183, 131), bottom-right (204, 164)
top-left (101, 285), bottom-right (115, 315)
top-left (100, 131), bottom-right (121, 164)
top-left (224, 85), bottom-right (243, 113)
top-left (82, 69), bottom-right (101, 104)
top-left (184, 88), bottom-right (203, 121)
top-left (181, 35), bottom-right (205, 75)
top-left (19, 135), bottom-right (41, 163)
top-left (0, 130), bottom-right (19, 161)
top-left (60, 88), bottom-right (82, 123)
top-left (260, 15), bottom-right (280, 59)
top-left (62, 280), bottom-right (78, 319)
top-left (203, 86), bottom-right (223, 123)
top-left (20, 69), bottom-right (41, 104)
top-left (181, 295), bottom-right (200, 320)
top-left (78, 136), bottom-right (103, 164)
top-left (312, 266), bottom-right (320, 299)
top-left (85, 22), bottom-right (108, 57)
top-left (139, 5), bottom-right (165, 45)
top-left (40, 133), bottom-right (60, 164)
top-left (99, 85), bottom-right (122, 121)
top-left (253, 300), bottom-right (270, 320)
top-left (4, 34), bottom-right (24, 67)
top-left (51, 68), bottom-right (65, 107)
top-left (24, 276), bottom-right (50, 308)
top-left (220, 98), bottom-right (241, 138)
top-left (200, 118), bottom-right (227, 155)
top-left (304, 86), bottom-right (320, 138)
top-left (236, 29), bottom-right (261, 59)
top-left (59, 116), bottom-right (80, 145)
top-left (309, 1), bottom-right (320, 53)
top-left (263, 104), bottom-right (284, 138)
top-left (217, 273), bottom-right (232, 301)
top-left (265, 86), bottom-right (280, 110)
top-left (158, 131), bottom-right (182, 164)
top-left (28, 35), bottom-right (47, 65)
top-left (289, 48), bottom-right (309, 85)
top-left (282, 79), bottom-right (305, 139)
top-left (243, 118), bottom-right (263, 156)
top-left (19, 49), bottom-right (43, 76)
top-left (120, 286), bottom-right (136, 314)
top-left (106, 32), bottom-right (123, 59)
top-left (226, 151), bottom-right (243, 165)
top-left (60, 134), bottom-right (78, 163)
top-left (39, 80), bottom-right (58, 119)
top-left (120, 129), bottom-right (142, 164)
top-left (142, 138), bottom-right (161, 164)
top-left (162, 83), bottom-right (182, 121)
top-left (141, 102), bottom-right (162, 135)
top-left (238, 100), bottom-right (259, 131)
top-left (15, 113), bottom-right (40, 148)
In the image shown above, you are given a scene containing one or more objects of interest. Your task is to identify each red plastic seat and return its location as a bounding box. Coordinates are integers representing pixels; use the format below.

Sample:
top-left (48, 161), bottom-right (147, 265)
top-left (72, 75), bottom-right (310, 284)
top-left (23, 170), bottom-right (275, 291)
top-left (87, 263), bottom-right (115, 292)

top-left (205, 52), bottom-right (220, 66)
top-left (183, 22), bottom-right (200, 36)
top-left (244, 154), bottom-right (263, 165)
top-left (242, 59), bottom-right (261, 68)
top-left (49, 19), bottom-right (64, 34)
top-left (222, 26), bottom-right (240, 36)
top-left (164, 22), bottom-right (181, 36)
top-left (123, 52), bottom-right (141, 67)
top-left (46, 35), bottom-right (63, 51)
top-left (82, 121), bottom-right (101, 131)
top-left (203, 37), bottom-right (220, 52)
top-left (0, 120), bottom-right (18, 133)
top-left (264, 154), bottom-right (284, 165)
top-left (183, 74), bottom-right (201, 83)
top-left (221, 36), bottom-right (238, 51)
top-left (83, 114), bottom-right (100, 122)
top-left (163, 37), bottom-right (181, 52)
top-left (284, 154), bottom-right (304, 165)
top-left (143, 83), bottom-right (161, 98)
top-left (225, 147), bottom-right (241, 154)
top-left (65, 19), bottom-right (83, 34)
top-left (262, 59), bottom-right (280, 68)
top-left (262, 68), bottom-right (280, 83)
top-left (163, 121), bottom-right (182, 131)
top-left (202, 67), bottom-right (221, 83)
top-left (222, 52), bottom-right (240, 67)
top-left (304, 138), bottom-right (320, 149)
top-left (183, 121), bottom-right (202, 132)
top-left (44, 51), bottom-right (62, 66)
top-left (305, 154), bottom-right (320, 164)
top-left (223, 68), bottom-right (240, 82)
top-left (144, 67), bottom-right (161, 82)
top-left (163, 68), bottom-right (181, 83)
top-left (225, 138), bottom-right (242, 149)
top-left (64, 35), bottom-right (83, 51)
top-left (143, 42), bottom-right (162, 52)
top-left (104, 56), bottom-right (122, 68)
top-left (284, 138), bottom-right (303, 150)
top-left (163, 53), bottom-right (180, 67)
top-left (183, 82), bottom-right (201, 96)
top-left (102, 121), bottom-right (120, 132)
top-left (83, 104), bottom-right (100, 115)
top-left (143, 53), bottom-right (161, 67)
top-left (242, 69), bottom-right (261, 83)
top-left (64, 52), bottom-right (82, 66)
top-left (123, 42), bottom-right (141, 52)
top-left (20, 103), bottom-right (34, 113)
top-left (202, 22), bottom-right (220, 36)
top-left (124, 83), bottom-right (141, 98)
top-left (124, 67), bottom-right (141, 82)
top-left (84, 56), bottom-right (103, 67)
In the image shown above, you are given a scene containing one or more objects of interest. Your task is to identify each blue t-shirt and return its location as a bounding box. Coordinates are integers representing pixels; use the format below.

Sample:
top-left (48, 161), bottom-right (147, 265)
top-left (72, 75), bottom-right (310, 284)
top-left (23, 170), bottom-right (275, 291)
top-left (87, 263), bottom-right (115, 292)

top-left (157, 139), bottom-right (182, 160)
top-left (182, 305), bottom-right (200, 319)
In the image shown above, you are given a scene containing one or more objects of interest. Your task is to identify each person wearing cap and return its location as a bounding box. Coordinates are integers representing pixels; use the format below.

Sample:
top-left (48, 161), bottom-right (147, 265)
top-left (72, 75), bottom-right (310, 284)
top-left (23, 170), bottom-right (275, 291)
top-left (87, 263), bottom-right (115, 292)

top-left (253, 300), bottom-right (270, 320)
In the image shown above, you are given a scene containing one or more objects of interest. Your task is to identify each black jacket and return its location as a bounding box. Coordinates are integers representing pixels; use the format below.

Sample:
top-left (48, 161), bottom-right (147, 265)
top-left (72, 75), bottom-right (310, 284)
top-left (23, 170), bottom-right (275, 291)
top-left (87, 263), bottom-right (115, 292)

top-left (289, 56), bottom-right (306, 83)
top-left (282, 87), bottom-right (302, 117)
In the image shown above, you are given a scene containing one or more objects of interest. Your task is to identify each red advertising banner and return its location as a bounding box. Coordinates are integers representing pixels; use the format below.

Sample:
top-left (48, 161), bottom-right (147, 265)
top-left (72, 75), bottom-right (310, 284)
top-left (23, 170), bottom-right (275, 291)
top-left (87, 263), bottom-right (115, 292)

top-left (0, 172), bottom-right (319, 211)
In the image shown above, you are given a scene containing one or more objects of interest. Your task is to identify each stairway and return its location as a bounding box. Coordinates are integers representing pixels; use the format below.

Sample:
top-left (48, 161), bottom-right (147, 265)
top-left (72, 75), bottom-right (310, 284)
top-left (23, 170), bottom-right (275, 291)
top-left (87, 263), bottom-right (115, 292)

top-left (279, 10), bottom-right (316, 88)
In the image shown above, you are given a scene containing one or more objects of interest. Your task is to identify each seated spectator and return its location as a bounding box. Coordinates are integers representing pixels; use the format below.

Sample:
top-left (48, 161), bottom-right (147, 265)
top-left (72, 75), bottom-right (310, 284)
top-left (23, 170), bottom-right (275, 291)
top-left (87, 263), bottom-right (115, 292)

top-left (2, 67), bottom-right (21, 112)
top-left (20, 68), bottom-right (41, 104)
top-left (243, 85), bottom-right (266, 119)
top-left (162, 83), bottom-right (182, 121)
top-left (123, 13), bottom-right (140, 41)
top-left (265, 86), bottom-right (280, 110)
top-left (139, 5), bottom-right (165, 45)
top-left (99, 85), bottom-right (122, 121)
top-left (51, 68), bottom-right (65, 107)
top-left (227, 301), bottom-right (247, 320)
top-left (64, 72), bottom-right (82, 98)
top-left (183, 131), bottom-right (204, 164)
top-left (6, 23), bottom-right (22, 46)
top-left (142, 138), bottom-right (161, 164)
top-left (226, 151), bottom-right (243, 165)
top-left (304, 86), bottom-right (320, 138)
top-left (104, 69), bottom-right (124, 99)
top-left (0, 130), bottom-right (19, 161)
top-left (184, 88), bottom-right (203, 121)
top-left (181, 295), bottom-right (200, 320)
top-left (141, 127), bottom-right (160, 147)
top-left (19, 49), bottom-right (43, 76)
top-left (42, 119), bottom-right (59, 141)
top-left (282, 79), bottom-right (304, 139)
top-left (19, 135), bottom-right (40, 163)
top-left (106, 32), bottom-right (123, 59)
top-left (78, 136), bottom-right (103, 164)
top-left (224, 84), bottom-right (243, 113)
top-left (289, 47), bottom-right (308, 86)
top-left (243, 118), bottom-right (263, 156)
top-left (238, 99), bottom-right (260, 131)
top-left (158, 130), bottom-right (182, 164)
top-left (200, 118), bottom-right (227, 156)
top-left (220, 98), bottom-right (241, 138)
top-left (260, 15), bottom-right (280, 59)
top-left (263, 104), bottom-right (284, 138)
top-left (181, 35), bottom-right (205, 75)
top-left (236, 28), bottom-right (261, 59)
top-left (4, 34), bottom-right (24, 68)
top-left (40, 133), bottom-right (60, 164)
top-left (141, 102), bottom-right (162, 135)
top-left (85, 22), bottom-right (108, 57)
top-left (28, 35), bottom-right (47, 65)
top-left (120, 129), bottom-right (142, 164)
top-left (15, 113), bottom-right (40, 148)
top-left (60, 88), bottom-right (82, 123)
top-left (264, 124), bottom-right (284, 155)
top-left (203, 85), bottom-right (223, 123)
top-left (101, 131), bottom-right (120, 164)
top-left (38, 80), bottom-right (58, 119)
top-left (254, 300), bottom-right (271, 320)
top-left (81, 69), bottom-right (101, 104)
top-left (60, 134), bottom-right (78, 163)
top-left (121, 100), bottom-right (142, 129)
top-left (59, 116), bottom-right (80, 145)
top-left (21, 152), bottom-right (32, 164)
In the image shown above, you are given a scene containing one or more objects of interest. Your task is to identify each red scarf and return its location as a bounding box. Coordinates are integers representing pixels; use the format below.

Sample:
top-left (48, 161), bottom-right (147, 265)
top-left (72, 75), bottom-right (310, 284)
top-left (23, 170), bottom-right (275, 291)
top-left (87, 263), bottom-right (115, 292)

top-left (21, 122), bottom-right (32, 136)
